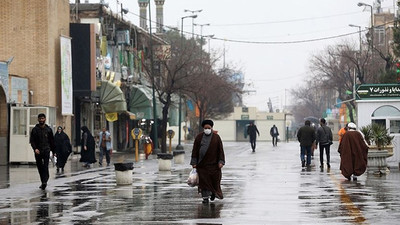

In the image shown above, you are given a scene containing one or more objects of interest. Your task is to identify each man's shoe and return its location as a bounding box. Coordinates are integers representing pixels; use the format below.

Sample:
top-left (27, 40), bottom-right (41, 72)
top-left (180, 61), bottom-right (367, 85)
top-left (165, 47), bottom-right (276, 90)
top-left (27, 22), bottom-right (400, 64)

top-left (327, 163), bottom-right (331, 169)
top-left (301, 161), bottom-right (305, 167)
top-left (39, 183), bottom-right (47, 190)
top-left (210, 193), bottom-right (215, 201)
top-left (202, 198), bottom-right (209, 204)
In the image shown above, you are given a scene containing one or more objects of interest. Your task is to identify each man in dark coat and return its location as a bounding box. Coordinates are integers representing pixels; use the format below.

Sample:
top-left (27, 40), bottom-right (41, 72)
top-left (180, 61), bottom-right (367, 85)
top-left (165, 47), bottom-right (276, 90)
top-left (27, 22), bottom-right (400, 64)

top-left (80, 126), bottom-right (97, 168)
top-left (316, 118), bottom-right (333, 169)
top-left (338, 122), bottom-right (368, 181)
top-left (297, 120), bottom-right (316, 168)
top-left (270, 125), bottom-right (279, 147)
top-left (190, 119), bottom-right (225, 204)
top-left (54, 126), bottom-right (72, 173)
top-left (247, 122), bottom-right (260, 152)
top-left (30, 113), bottom-right (55, 190)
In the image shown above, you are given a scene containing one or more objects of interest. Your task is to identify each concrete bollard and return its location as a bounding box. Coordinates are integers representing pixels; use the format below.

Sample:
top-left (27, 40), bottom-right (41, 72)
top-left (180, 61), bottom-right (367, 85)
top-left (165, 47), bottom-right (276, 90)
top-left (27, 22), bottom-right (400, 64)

top-left (114, 162), bottom-right (134, 185)
top-left (173, 150), bottom-right (185, 164)
top-left (157, 153), bottom-right (173, 171)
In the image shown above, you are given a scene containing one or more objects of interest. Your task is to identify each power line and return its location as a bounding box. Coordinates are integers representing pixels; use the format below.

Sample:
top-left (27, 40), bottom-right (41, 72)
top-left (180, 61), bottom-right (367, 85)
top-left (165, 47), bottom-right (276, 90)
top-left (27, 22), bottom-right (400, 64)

top-left (212, 11), bottom-right (364, 27)
top-left (211, 30), bottom-right (367, 45)
top-left (126, 10), bottom-right (394, 45)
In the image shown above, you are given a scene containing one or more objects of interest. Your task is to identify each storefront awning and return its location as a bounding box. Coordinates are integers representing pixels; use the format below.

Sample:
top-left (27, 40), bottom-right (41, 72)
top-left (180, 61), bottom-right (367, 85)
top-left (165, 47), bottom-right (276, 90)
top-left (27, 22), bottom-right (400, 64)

top-left (168, 94), bottom-right (185, 126)
top-left (129, 84), bottom-right (161, 119)
top-left (100, 80), bottom-right (127, 113)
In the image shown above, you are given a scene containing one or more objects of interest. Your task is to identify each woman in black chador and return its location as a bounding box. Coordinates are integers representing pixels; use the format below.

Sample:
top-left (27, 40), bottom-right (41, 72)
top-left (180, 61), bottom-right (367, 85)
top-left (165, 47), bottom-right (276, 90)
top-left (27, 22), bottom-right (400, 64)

top-left (54, 126), bottom-right (72, 173)
top-left (80, 126), bottom-right (97, 168)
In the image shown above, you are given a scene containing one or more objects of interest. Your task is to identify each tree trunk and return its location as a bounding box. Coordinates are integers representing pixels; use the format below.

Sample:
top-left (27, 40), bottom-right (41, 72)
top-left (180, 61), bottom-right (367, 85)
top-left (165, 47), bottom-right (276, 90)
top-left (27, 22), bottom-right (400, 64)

top-left (160, 94), bottom-right (172, 153)
top-left (345, 102), bottom-right (355, 123)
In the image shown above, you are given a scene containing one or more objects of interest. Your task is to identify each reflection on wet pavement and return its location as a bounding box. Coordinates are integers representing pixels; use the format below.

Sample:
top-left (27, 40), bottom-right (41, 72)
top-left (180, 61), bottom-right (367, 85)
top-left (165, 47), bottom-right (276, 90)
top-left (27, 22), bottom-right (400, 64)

top-left (0, 142), bottom-right (400, 224)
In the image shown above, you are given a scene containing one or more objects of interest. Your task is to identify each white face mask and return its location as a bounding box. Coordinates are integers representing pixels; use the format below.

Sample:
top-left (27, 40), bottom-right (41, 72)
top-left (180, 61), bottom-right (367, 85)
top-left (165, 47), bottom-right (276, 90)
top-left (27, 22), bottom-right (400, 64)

top-left (204, 129), bottom-right (212, 135)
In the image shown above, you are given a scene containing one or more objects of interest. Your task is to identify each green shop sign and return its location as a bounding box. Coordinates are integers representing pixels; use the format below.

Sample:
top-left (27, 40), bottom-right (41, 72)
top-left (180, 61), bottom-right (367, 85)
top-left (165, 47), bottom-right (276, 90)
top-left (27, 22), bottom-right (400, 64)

top-left (356, 84), bottom-right (400, 100)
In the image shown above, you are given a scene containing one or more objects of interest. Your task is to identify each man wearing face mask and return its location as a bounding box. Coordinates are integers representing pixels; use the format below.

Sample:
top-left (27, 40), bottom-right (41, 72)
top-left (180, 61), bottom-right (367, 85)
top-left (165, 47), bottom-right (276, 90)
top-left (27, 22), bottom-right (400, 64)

top-left (190, 120), bottom-right (225, 204)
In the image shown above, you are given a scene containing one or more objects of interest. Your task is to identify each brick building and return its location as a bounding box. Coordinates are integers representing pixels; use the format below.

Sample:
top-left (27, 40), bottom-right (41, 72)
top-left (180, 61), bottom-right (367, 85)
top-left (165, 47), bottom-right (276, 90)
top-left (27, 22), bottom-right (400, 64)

top-left (0, 0), bottom-right (71, 163)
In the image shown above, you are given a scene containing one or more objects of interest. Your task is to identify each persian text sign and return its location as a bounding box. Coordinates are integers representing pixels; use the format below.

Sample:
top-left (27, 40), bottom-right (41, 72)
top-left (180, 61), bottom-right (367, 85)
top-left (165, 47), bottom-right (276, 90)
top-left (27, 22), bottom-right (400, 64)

top-left (60, 36), bottom-right (73, 115)
top-left (356, 84), bottom-right (400, 100)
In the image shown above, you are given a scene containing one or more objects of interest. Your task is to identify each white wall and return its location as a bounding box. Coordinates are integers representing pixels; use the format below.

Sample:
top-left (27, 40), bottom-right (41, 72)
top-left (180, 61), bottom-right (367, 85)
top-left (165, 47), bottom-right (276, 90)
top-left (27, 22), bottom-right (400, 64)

top-left (356, 99), bottom-right (400, 168)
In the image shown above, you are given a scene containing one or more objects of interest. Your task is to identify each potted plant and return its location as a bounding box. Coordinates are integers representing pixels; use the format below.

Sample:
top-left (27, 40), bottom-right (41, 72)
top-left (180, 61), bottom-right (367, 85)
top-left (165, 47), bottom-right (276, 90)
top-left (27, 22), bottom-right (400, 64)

top-left (360, 123), bottom-right (394, 150)
top-left (360, 123), bottom-right (394, 174)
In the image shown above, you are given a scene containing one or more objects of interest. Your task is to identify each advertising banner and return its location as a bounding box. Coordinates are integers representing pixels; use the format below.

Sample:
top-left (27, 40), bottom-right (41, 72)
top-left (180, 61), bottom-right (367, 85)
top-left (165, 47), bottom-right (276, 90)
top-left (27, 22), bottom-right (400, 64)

top-left (60, 36), bottom-right (73, 115)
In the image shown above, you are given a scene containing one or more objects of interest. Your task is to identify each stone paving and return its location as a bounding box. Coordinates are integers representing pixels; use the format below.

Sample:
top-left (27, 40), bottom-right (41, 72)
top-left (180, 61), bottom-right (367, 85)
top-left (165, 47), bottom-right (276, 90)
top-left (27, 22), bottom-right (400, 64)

top-left (0, 141), bottom-right (400, 224)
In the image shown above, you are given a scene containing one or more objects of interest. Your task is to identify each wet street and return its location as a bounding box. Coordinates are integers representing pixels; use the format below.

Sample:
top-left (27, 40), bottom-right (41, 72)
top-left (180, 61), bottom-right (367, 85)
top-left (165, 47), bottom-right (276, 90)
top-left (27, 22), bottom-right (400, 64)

top-left (1, 141), bottom-right (400, 224)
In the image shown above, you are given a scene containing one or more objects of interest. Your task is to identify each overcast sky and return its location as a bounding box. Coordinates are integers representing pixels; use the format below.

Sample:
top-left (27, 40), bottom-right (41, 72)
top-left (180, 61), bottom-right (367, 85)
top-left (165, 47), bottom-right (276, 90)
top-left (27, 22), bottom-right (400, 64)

top-left (82, 0), bottom-right (396, 111)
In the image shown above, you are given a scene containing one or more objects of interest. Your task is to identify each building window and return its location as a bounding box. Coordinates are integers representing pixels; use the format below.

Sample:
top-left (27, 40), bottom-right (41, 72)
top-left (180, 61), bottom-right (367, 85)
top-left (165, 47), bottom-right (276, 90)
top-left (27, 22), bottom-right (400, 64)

top-left (374, 26), bottom-right (385, 46)
top-left (372, 105), bottom-right (400, 117)
top-left (242, 107), bottom-right (248, 113)
top-left (390, 120), bottom-right (400, 134)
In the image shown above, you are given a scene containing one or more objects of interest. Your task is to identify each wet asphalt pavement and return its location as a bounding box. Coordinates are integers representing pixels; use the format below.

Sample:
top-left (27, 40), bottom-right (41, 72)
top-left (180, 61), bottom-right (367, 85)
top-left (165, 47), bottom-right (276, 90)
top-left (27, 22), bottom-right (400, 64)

top-left (1, 141), bottom-right (400, 224)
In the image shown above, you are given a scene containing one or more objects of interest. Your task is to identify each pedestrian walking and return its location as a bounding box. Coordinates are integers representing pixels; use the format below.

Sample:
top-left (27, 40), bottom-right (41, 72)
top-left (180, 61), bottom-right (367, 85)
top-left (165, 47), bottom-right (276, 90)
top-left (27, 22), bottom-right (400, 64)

top-left (270, 125), bottom-right (279, 146)
top-left (338, 122), bottom-right (369, 181)
top-left (297, 120), bottom-right (316, 168)
top-left (54, 126), bottom-right (72, 173)
top-left (316, 118), bottom-right (333, 169)
top-left (80, 126), bottom-right (96, 168)
top-left (98, 127), bottom-right (112, 166)
top-left (30, 113), bottom-right (55, 190)
top-left (338, 123), bottom-right (348, 144)
top-left (247, 122), bottom-right (260, 152)
top-left (190, 120), bottom-right (225, 204)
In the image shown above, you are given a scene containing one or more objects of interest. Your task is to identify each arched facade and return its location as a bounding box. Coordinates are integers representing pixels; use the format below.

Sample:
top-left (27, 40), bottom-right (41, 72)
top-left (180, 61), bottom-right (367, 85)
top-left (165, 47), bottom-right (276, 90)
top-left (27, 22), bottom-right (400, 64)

top-left (0, 85), bottom-right (8, 165)
top-left (357, 100), bottom-right (400, 168)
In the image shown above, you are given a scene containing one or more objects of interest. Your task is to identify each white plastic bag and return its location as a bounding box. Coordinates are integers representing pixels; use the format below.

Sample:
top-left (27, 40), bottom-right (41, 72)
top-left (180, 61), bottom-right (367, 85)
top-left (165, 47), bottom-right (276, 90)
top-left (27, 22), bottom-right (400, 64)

top-left (187, 168), bottom-right (199, 187)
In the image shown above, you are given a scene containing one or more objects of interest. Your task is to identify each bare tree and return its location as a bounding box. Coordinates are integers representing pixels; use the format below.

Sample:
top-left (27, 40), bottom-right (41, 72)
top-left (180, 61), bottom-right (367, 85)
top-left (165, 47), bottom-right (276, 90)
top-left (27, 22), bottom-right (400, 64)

top-left (141, 30), bottom-right (202, 152)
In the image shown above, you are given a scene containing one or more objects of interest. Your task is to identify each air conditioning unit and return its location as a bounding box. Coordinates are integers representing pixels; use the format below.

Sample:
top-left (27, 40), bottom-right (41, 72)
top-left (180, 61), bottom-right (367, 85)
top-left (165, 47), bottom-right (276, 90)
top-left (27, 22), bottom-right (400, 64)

top-left (116, 30), bottom-right (130, 45)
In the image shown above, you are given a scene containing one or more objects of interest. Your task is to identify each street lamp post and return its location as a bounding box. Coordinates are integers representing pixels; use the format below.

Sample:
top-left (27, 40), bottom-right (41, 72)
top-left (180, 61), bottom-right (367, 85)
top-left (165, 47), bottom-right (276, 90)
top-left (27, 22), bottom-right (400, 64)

top-left (184, 9), bottom-right (202, 38)
top-left (176, 14), bottom-right (197, 150)
top-left (194, 23), bottom-right (210, 131)
top-left (357, 2), bottom-right (373, 50)
top-left (148, 0), bottom-right (160, 153)
top-left (349, 24), bottom-right (362, 56)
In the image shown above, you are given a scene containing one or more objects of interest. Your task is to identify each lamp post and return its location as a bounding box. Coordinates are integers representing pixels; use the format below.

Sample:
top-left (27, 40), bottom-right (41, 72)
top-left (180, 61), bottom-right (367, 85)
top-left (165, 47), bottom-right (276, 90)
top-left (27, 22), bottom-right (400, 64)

top-left (148, 0), bottom-right (160, 153)
top-left (349, 24), bottom-right (362, 56)
top-left (357, 2), bottom-right (373, 50)
top-left (184, 9), bottom-right (202, 38)
top-left (194, 23), bottom-right (210, 131)
top-left (176, 14), bottom-right (197, 150)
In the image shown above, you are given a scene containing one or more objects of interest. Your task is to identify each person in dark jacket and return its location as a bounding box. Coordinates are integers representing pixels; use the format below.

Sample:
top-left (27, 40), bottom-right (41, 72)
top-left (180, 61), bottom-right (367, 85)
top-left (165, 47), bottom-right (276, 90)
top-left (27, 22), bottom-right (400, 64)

top-left (270, 125), bottom-right (279, 147)
top-left (247, 122), bottom-right (260, 152)
top-left (316, 118), bottom-right (333, 169)
top-left (54, 126), bottom-right (72, 173)
top-left (190, 120), bottom-right (225, 204)
top-left (30, 113), bottom-right (55, 190)
top-left (297, 120), bottom-right (316, 168)
top-left (80, 126), bottom-right (96, 168)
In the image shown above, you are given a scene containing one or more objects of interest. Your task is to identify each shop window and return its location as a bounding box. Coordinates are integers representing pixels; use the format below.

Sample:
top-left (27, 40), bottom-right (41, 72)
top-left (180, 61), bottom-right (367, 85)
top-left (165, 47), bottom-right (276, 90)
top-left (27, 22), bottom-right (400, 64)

top-left (13, 109), bottom-right (27, 135)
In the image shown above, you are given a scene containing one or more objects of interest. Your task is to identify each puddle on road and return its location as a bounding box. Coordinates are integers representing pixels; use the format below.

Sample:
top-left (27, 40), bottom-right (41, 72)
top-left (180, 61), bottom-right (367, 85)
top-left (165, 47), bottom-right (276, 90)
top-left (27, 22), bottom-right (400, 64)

top-left (0, 169), bottom-right (224, 224)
